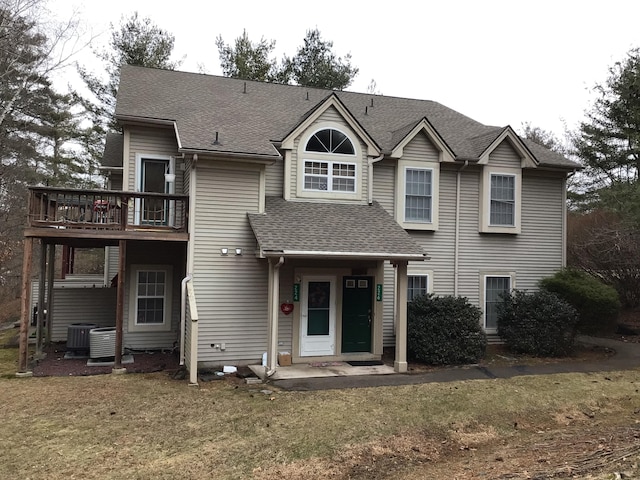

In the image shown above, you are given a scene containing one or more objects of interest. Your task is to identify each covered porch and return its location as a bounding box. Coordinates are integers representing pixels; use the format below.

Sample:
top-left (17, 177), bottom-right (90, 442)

top-left (248, 197), bottom-right (428, 376)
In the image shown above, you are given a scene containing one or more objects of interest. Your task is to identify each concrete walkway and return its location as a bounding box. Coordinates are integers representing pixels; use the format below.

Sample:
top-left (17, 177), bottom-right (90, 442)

top-left (272, 336), bottom-right (640, 391)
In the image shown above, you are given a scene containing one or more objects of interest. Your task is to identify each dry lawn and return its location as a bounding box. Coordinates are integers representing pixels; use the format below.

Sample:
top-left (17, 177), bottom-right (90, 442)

top-left (1, 349), bottom-right (640, 480)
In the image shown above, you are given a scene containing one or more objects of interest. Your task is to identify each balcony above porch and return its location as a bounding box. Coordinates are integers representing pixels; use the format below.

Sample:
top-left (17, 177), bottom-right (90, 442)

top-left (25, 187), bottom-right (189, 243)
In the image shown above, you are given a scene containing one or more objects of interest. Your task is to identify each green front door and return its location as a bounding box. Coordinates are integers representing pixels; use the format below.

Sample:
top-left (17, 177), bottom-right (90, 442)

top-left (342, 276), bottom-right (373, 353)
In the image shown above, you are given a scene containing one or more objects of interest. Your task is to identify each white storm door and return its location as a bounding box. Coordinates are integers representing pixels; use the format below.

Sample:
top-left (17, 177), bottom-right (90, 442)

top-left (300, 276), bottom-right (336, 356)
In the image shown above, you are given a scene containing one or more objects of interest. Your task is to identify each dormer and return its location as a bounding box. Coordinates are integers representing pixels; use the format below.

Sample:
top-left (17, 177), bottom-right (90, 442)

top-left (392, 118), bottom-right (455, 231)
top-left (280, 95), bottom-right (379, 203)
top-left (477, 127), bottom-right (537, 234)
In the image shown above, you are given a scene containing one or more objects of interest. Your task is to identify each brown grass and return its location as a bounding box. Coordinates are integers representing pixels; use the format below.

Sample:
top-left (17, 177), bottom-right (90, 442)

top-left (0, 368), bottom-right (639, 479)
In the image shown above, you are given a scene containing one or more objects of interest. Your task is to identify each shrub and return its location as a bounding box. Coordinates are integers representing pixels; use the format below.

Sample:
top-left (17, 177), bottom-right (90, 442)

top-left (407, 294), bottom-right (487, 365)
top-left (539, 268), bottom-right (621, 335)
top-left (497, 289), bottom-right (579, 357)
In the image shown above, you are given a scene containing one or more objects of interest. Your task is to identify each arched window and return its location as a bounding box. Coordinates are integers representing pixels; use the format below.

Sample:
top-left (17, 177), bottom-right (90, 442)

top-left (305, 128), bottom-right (355, 155)
top-left (303, 128), bottom-right (356, 193)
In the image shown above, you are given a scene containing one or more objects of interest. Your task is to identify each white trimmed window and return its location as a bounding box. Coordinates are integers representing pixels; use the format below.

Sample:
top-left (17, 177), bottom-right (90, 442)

top-left (129, 265), bottom-right (172, 332)
top-left (405, 168), bottom-right (432, 222)
top-left (407, 266), bottom-right (433, 302)
top-left (303, 160), bottom-right (356, 193)
top-left (397, 162), bottom-right (440, 231)
top-left (490, 174), bottom-right (515, 226)
top-left (298, 127), bottom-right (360, 199)
top-left (482, 274), bottom-right (514, 331)
top-left (480, 167), bottom-right (521, 234)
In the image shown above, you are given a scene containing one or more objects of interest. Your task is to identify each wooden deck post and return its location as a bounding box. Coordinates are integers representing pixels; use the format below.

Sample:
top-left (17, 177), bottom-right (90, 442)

top-left (113, 239), bottom-right (126, 373)
top-left (17, 238), bottom-right (34, 375)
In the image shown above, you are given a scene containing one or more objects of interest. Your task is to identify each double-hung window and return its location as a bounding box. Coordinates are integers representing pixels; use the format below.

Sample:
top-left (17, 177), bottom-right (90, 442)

top-left (303, 160), bottom-right (356, 193)
top-left (397, 162), bottom-right (439, 230)
top-left (405, 168), bottom-right (433, 223)
top-left (129, 265), bottom-right (172, 332)
top-left (490, 174), bottom-right (515, 226)
top-left (481, 167), bottom-right (521, 234)
top-left (483, 275), bottom-right (513, 331)
top-left (407, 275), bottom-right (429, 301)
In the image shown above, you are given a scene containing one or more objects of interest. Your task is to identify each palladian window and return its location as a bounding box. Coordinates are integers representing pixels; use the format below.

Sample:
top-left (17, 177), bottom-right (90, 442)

top-left (302, 128), bottom-right (357, 194)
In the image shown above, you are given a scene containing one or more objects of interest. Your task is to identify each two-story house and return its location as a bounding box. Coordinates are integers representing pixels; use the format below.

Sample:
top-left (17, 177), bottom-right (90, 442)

top-left (17, 65), bottom-right (578, 383)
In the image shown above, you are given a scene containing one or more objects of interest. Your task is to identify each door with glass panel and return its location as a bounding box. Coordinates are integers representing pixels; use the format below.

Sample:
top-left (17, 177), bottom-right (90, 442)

top-left (140, 158), bottom-right (169, 225)
top-left (300, 276), bottom-right (336, 356)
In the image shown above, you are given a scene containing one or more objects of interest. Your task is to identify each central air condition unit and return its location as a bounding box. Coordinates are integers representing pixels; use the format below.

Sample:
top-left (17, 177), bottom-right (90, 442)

top-left (67, 323), bottom-right (98, 353)
top-left (89, 327), bottom-right (123, 359)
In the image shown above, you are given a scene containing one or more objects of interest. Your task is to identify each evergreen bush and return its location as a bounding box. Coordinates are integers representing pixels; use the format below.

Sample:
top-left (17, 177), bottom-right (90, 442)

top-left (407, 294), bottom-right (487, 365)
top-left (539, 268), bottom-right (620, 335)
top-left (497, 289), bottom-right (579, 356)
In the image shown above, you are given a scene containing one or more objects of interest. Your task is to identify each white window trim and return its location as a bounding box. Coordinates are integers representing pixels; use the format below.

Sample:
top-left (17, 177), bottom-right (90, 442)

top-left (134, 153), bottom-right (175, 225)
top-left (301, 159), bottom-right (358, 194)
top-left (128, 264), bottom-right (173, 333)
top-left (480, 272), bottom-right (515, 333)
top-left (396, 160), bottom-right (440, 231)
top-left (296, 123), bottom-right (362, 201)
top-left (480, 166), bottom-right (521, 234)
top-left (407, 265), bottom-right (434, 301)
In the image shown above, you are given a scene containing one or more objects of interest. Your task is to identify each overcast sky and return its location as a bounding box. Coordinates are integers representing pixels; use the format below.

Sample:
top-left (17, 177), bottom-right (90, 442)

top-left (49, 0), bottom-right (640, 139)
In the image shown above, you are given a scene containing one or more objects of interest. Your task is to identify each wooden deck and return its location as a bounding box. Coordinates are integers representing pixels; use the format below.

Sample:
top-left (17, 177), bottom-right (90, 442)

top-left (25, 187), bottom-right (189, 242)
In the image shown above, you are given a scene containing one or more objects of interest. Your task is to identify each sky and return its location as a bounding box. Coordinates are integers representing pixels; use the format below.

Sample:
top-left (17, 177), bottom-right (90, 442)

top-left (47, 0), bottom-right (640, 140)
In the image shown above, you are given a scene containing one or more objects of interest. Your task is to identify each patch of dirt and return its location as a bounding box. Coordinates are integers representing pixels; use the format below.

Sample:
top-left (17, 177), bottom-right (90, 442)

top-left (383, 343), bottom-right (616, 375)
top-left (31, 342), bottom-right (181, 377)
top-left (254, 417), bottom-right (640, 479)
top-left (610, 308), bottom-right (640, 344)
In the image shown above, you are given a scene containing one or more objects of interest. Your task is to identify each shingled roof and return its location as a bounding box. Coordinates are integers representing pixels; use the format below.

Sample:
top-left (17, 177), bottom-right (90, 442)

top-left (116, 65), bottom-right (578, 169)
top-left (248, 197), bottom-right (426, 259)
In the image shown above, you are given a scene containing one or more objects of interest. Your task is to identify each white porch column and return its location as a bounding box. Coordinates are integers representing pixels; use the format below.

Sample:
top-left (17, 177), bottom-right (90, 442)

top-left (394, 260), bottom-right (408, 373)
top-left (266, 257), bottom-right (284, 375)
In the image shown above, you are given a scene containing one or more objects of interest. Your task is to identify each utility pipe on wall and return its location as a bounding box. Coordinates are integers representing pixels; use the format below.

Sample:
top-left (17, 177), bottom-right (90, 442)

top-left (454, 161), bottom-right (469, 296)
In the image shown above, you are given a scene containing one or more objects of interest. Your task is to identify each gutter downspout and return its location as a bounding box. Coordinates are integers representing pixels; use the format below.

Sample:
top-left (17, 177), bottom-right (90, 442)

top-left (180, 274), bottom-right (193, 365)
top-left (368, 154), bottom-right (385, 205)
top-left (454, 161), bottom-right (469, 296)
top-left (266, 256), bottom-right (285, 377)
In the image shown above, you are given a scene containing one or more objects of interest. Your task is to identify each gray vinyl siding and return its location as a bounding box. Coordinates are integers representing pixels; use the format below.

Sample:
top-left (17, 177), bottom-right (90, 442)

top-left (31, 276), bottom-right (116, 342)
top-left (488, 141), bottom-right (521, 168)
top-left (265, 158), bottom-right (284, 196)
top-left (289, 106), bottom-right (369, 203)
top-left (109, 174), bottom-right (123, 191)
top-left (105, 246), bottom-right (119, 283)
top-left (402, 132), bottom-right (440, 162)
top-left (123, 241), bottom-right (186, 349)
top-left (373, 162), bottom-right (397, 346)
top-left (382, 261), bottom-right (396, 347)
top-left (277, 262), bottom-right (294, 353)
top-left (127, 126), bottom-right (181, 194)
top-left (409, 165), bottom-right (457, 294)
top-left (456, 167), bottom-right (564, 305)
top-left (192, 163), bottom-right (266, 365)
top-left (373, 161), bottom-right (395, 214)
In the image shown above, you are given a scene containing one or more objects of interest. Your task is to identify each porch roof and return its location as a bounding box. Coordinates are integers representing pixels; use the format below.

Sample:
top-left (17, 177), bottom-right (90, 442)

top-left (248, 197), bottom-right (427, 260)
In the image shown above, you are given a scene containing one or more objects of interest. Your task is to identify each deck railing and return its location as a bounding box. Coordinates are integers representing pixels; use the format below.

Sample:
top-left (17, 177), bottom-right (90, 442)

top-left (28, 187), bottom-right (189, 233)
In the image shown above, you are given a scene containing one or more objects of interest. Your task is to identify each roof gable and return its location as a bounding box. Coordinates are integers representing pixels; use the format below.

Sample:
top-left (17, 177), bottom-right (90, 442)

top-left (280, 94), bottom-right (380, 156)
top-left (390, 117), bottom-right (455, 162)
top-left (478, 126), bottom-right (538, 168)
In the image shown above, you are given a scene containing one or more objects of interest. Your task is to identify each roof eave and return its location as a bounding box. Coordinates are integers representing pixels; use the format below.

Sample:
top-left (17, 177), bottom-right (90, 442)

top-left (260, 249), bottom-right (428, 261)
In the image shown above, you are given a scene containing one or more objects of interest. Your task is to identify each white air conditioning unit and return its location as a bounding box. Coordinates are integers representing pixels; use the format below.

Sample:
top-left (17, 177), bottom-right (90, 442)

top-left (89, 327), bottom-right (123, 359)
